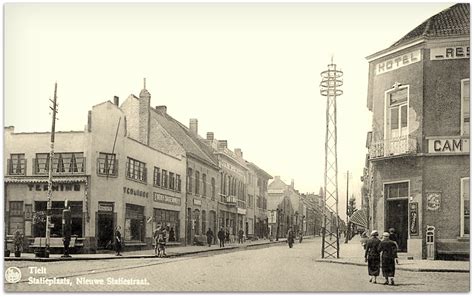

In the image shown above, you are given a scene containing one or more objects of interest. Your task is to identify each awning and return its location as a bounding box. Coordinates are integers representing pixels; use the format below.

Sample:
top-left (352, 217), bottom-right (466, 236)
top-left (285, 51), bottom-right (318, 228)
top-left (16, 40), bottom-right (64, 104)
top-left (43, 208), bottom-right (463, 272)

top-left (349, 208), bottom-right (368, 228)
top-left (4, 176), bottom-right (88, 184)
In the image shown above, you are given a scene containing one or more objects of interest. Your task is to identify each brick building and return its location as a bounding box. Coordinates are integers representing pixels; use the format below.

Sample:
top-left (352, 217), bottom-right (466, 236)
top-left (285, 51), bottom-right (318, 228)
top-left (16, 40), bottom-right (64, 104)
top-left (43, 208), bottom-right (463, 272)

top-left (364, 4), bottom-right (470, 259)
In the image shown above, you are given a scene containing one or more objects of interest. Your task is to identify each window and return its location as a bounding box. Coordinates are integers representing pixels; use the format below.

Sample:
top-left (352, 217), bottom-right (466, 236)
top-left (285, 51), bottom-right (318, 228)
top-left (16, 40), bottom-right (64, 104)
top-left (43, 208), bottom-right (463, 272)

top-left (187, 168), bottom-right (193, 193)
top-left (195, 171), bottom-right (200, 195)
top-left (386, 87), bottom-right (408, 140)
top-left (153, 167), bottom-right (161, 187)
top-left (211, 178), bottom-right (216, 200)
top-left (384, 182), bottom-right (409, 199)
top-left (9, 154), bottom-right (26, 175)
top-left (461, 79), bottom-right (470, 136)
top-left (169, 172), bottom-right (175, 190)
top-left (202, 210), bottom-right (207, 234)
top-left (97, 153), bottom-right (117, 176)
top-left (35, 153), bottom-right (85, 174)
top-left (177, 174), bottom-right (182, 192)
top-left (162, 169), bottom-right (168, 189)
top-left (9, 201), bottom-right (24, 235)
top-left (461, 177), bottom-right (470, 236)
top-left (33, 201), bottom-right (83, 237)
top-left (126, 157), bottom-right (147, 182)
top-left (125, 204), bottom-right (145, 242)
top-left (202, 174), bottom-right (207, 197)
top-left (154, 208), bottom-right (179, 242)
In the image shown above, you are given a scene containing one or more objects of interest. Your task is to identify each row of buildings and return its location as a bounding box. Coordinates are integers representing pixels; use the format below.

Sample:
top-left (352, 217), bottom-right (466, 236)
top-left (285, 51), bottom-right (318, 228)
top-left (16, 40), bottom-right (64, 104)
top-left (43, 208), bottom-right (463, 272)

top-left (360, 3), bottom-right (470, 260)
top-left (4, 83), bottom-right (274, 252)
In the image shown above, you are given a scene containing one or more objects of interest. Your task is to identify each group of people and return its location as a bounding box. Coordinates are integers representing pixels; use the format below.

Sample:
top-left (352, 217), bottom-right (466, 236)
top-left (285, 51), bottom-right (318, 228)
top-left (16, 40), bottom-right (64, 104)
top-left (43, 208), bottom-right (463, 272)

top-left (113, 224), bottom-right (175, 257)
top-left (286, 227), bottom-right (303, 248)
top-left (209, 227), bottom-right (246, 248)
top-left (364, 228), bottom-right (399, 286)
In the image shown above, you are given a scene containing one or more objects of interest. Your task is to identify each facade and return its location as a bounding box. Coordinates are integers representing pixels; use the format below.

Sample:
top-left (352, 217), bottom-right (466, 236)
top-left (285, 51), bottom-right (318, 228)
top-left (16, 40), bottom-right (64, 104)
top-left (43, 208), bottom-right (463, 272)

top-left (246, 162), bottom-right (271, 238)
top-left (364, 4), bottom-right (470, 259)
top-left (300, 192), bottom-right (324, 236)
top-left (5, 96), bottom-right (187, 253)
top-left (267, 176), bottom-right (298, 239)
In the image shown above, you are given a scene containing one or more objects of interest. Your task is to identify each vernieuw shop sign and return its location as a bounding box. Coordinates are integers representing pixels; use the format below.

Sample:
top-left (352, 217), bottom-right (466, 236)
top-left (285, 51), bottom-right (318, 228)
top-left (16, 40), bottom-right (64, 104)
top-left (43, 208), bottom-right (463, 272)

top-left (428, 138), bottom-right (470, 154)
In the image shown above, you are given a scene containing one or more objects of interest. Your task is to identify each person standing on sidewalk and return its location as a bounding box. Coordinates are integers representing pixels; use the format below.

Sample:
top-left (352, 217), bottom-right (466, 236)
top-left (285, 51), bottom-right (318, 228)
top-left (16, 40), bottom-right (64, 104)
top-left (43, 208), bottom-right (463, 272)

top-left (379, 231), bottom-right (398, 286)
top-left (364, 230), bottom-right (381, 283)
top-left (218, 227), bottom-right (226, 247)
top-left (238, 229), bottom-right (244, 244)
top-left (287, 227), bottom-right (295, 248)
top-left (206, 228), bottom-right (214, 247)
top-left (114, 226), bottom-right (122, 256)
top-left (153, 226), bottom-right (161, 256)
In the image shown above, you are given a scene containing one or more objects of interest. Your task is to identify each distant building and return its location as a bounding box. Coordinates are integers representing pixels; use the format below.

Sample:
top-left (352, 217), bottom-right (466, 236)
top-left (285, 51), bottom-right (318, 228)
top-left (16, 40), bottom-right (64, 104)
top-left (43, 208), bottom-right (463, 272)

top-left (364, 4), bottom-right (469, 259)
top-left (246, 162), bottom-right (272, 238)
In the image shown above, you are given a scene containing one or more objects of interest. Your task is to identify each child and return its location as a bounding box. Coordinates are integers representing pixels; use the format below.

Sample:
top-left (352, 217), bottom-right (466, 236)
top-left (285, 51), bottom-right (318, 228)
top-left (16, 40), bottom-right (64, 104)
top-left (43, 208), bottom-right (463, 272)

top-left (158, 233), bottom-right (166, 257)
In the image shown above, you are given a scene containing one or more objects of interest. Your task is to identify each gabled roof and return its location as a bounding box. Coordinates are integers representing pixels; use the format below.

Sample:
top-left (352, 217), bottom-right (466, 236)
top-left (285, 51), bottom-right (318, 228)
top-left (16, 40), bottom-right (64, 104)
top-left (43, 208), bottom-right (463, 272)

top-left (152, 110), bottom-right (219, 169)
top-left (391, 3), bottom-right (470, 48)
top-left (246, 161), bottom-right (272, 179)
top-left (267, 193), bottom-right (285, 210)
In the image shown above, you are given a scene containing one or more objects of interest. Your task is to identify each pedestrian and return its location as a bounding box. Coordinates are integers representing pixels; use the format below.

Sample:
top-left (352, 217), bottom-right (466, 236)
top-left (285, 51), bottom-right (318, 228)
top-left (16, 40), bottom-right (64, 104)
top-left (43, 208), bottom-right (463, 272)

top-left (287, 227), bottom-right (295, 248)
top-left (153, 226), bottom-right (161, 256)
top-left (298, 230), bottom-right (303, 243)
top-left (378, 231), bottom-right (399, 285)
top-left (365, 230), bottom-right (381, 284)
top-left (157, 232), bottom-right (166, 257)
top-left (238, 229), bottom-right (244, 244)
top-left (225, 228), bottom-right (230, 243)
top-left (114, 226), bottom-right (122, 256)
top-left (388, 228), bottom-right (399, 250)
top-left (360, 230), bottom-right (369, 250)
top-left (206, 228), bottom-right (214, 247)
top-left (218, 227), bottom-right (226, 248)
top-left (169, 227), bottom-right (176, 242)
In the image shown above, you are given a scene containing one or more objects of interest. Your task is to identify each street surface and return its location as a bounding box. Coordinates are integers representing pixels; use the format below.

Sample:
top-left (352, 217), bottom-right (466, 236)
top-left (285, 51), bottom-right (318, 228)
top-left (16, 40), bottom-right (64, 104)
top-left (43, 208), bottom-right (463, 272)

top-left (4, 238), bottom-right (469, 292)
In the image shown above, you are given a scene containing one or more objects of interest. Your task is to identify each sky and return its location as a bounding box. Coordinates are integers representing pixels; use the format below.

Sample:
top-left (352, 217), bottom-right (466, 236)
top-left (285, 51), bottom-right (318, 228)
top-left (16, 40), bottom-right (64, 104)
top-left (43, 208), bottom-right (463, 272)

top-left (4, 2), bottom-right (455, 214)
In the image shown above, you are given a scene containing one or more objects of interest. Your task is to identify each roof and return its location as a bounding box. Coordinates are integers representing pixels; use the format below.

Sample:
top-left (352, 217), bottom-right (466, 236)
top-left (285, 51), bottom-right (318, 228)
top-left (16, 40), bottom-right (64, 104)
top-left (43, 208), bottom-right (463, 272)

top-left (391, 3), bottom-right (470, 48)
top-left (246, 161), bottom-right (272, 179)
top-left (152, 109), bottom-right (219, 169)
top-left (267, 193), bottom-right (285, 210)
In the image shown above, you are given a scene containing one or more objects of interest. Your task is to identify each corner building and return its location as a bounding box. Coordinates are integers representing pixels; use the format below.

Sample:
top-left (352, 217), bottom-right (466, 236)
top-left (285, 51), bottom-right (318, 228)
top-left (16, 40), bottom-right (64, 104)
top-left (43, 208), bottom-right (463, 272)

top-left (365, 4), bottom-right (470, 259)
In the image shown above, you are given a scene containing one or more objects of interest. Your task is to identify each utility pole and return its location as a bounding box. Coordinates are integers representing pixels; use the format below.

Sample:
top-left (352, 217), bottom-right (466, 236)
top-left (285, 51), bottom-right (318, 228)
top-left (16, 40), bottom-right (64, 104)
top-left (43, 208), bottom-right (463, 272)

top-left (45, 82), bottom-right (59, 258)
top-left (320, 59), bottom-right (343, 259)
top-left (345, 170), bottom-right (349, 243)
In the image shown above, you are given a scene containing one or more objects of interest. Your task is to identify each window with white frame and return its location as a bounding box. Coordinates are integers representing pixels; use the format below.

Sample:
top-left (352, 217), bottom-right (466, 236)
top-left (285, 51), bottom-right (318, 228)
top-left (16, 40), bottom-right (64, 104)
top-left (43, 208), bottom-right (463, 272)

top-left (461, 177), bottom-right (470, 236)
top-left (461, 79), bottom-right (470, 136)
top-left (386, 87), bottom-right (408, 141)
top-left (126, 157), bottom-right (146, 182)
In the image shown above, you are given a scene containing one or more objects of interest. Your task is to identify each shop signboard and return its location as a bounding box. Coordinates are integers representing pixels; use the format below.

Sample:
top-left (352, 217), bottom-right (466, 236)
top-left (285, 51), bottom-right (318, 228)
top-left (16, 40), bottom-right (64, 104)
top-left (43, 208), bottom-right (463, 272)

top-left (430, 45), bottom-right (470, 60)
top-left (427, 137), bottom-right (469, 154)
top-left (375, 50), bottom-right (421, 75)
top-left (409, 202), bottom-right (419, 236)
top-left (98, 202), bottom-right (113, 212)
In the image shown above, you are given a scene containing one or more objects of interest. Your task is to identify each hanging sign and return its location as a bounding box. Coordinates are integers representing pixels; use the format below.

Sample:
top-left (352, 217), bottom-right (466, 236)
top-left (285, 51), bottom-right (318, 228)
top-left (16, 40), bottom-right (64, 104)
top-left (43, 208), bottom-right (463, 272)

top-left (426, 192), bottom-right (441, 211)
top-left (409, 202), bottom-right (419, 236)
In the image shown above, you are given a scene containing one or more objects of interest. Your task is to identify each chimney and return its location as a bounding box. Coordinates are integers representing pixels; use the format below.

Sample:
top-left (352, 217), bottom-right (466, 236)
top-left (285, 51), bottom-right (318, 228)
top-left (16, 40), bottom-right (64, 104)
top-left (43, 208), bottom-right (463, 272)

top-left (291, 179), bottom-right (295, 189)
top-left (156, 105), bottom-right (167, 114)
top-left (234, 148), bottom-right (243, 158)
top-left (218, 140), bottom-right (228, 149)
top-left (206, 132), bottom-right (214, 141)
top-left (87, 110), bottom-right (92, 132)
top-left (113, 96), bottom-right (119, 106)
top-left (189, 118), bottom-right (198, 135)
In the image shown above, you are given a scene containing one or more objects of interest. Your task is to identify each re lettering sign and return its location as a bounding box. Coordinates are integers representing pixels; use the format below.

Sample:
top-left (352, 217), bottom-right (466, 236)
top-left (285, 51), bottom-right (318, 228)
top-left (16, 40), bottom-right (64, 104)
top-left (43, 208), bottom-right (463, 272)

top-left (428, 138), bottom-right (470, 154)
top-left (375, 50), bottom-right (421, 75)
top-left (430, 46), bottom-right (470, 60)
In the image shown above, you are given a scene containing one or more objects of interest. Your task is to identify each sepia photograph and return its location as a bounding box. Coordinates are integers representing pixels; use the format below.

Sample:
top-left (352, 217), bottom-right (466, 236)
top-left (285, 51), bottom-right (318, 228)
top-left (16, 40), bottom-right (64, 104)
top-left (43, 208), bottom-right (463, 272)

top-left (2, 1), bottom-right (470, 293)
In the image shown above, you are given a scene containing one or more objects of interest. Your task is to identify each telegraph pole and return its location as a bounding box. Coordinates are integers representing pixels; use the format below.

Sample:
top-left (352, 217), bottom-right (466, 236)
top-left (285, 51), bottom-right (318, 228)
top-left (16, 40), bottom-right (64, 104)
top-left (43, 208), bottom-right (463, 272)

top-left (45, 82), bottom-right (59, 258)
top-left (345, 170), bottom-right (349, 243)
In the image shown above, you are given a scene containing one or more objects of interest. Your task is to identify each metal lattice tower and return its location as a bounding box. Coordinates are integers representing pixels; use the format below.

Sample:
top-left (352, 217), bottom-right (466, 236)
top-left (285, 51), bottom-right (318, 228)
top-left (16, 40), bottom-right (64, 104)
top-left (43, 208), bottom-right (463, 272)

top-left (320, 61), bottom-right (343, 259)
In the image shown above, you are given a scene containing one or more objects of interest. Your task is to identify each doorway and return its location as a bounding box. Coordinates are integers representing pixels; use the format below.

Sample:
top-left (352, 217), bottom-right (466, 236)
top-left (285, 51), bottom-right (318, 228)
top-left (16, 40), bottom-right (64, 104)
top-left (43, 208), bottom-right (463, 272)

top-left (97, 213), bottom-right (114, 250)
top-left (386, 199), bottom-right (408, 252)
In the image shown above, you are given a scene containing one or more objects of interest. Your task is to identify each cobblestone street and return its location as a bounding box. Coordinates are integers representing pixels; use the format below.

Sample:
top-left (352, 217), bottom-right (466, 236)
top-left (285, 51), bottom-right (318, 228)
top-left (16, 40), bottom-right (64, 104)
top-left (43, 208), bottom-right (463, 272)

top-left (5, 238), bottom-right (469, 292)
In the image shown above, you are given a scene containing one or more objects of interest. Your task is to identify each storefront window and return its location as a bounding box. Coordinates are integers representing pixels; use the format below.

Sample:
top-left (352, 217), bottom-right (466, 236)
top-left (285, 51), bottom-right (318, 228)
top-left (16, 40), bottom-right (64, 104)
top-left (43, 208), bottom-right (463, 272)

top-left (33, 201), bottom-right (83, 237)
top-left (154, 208), bottom-right (179, 241)
top-left (9, 201), bottom-right (24, 235)
top-left (125, 204), bottom-right (145, 241)
top-left (461, 178), bottom-right (470, 236)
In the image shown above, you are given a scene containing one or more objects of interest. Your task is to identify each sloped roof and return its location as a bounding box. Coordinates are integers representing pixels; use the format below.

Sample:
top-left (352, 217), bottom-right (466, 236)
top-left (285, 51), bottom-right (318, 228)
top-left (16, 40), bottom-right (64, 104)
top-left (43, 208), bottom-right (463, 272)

top-left (391, 3), bottom-right (470, 48)
top-left (267, 193), bottom-right (285, 210)
top-left (152, 110), bottom-right (219, 168)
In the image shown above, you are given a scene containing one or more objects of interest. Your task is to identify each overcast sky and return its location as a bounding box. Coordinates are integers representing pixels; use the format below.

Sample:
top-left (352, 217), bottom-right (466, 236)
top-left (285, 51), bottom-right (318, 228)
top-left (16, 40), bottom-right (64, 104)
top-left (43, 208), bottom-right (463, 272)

top-left (4, 2), bottom-right (454, 212)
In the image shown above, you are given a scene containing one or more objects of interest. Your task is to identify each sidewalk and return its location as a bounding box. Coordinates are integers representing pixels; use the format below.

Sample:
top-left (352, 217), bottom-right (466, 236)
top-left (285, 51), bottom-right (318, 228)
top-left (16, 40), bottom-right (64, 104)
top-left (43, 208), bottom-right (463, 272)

top-left (314, 235), bottom-right (469, 273)
top-left (4, 238), bottom-right (286, 262)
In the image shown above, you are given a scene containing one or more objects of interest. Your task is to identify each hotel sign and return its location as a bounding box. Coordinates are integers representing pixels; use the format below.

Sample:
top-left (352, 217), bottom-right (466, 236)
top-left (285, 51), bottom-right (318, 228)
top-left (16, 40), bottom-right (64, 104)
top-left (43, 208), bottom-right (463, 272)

top-left (430, 46), bottom-right (470, 60)
top-left (428, 138), bottom-right (469, 154)
top-left (375, 50), bottom-right (421, 75)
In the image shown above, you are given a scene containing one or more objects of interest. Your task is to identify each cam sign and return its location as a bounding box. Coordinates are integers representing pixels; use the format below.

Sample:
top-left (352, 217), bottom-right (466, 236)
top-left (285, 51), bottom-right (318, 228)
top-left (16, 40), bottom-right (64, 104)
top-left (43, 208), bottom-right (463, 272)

top-left (428, 138), bottom-right (469, 154)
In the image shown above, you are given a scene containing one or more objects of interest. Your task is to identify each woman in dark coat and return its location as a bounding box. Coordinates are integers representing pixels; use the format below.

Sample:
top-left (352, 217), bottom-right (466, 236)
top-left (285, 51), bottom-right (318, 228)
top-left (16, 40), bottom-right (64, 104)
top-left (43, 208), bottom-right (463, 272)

top-left (378, 231), bottom-right (398, 285)
top-left (114, 226), bottom-right (122, 256)
top-left (364, 230), bottom-right (381, 283)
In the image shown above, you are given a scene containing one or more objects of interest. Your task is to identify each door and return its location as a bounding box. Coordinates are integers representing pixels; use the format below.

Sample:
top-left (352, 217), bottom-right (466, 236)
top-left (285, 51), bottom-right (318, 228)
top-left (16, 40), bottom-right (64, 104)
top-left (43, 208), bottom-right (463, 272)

top-left (97, 213), bottom-right (114, 249)
top-left (386, 199), bottom-right (408, 252)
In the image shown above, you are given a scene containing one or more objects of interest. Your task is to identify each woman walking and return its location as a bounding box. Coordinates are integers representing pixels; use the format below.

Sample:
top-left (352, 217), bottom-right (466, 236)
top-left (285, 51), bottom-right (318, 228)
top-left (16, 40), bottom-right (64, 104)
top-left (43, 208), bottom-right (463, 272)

top-left (114, 226), bottom-right (122, 256)
top-left (364, 230), bottom-right (381, 283)
top-left (379, 231), bottom-right (398, 285)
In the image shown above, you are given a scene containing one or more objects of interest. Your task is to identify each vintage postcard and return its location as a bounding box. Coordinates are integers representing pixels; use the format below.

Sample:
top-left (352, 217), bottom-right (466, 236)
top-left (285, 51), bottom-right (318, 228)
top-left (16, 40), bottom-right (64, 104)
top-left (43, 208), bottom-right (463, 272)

top-left (3, 2), bottom-right (470, 293)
